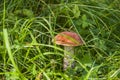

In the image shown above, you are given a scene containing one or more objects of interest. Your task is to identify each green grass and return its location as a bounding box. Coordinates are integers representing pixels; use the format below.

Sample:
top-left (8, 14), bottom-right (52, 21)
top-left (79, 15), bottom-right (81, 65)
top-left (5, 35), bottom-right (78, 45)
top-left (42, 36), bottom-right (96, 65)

top-left (0, 0), bottom-right (120, 80)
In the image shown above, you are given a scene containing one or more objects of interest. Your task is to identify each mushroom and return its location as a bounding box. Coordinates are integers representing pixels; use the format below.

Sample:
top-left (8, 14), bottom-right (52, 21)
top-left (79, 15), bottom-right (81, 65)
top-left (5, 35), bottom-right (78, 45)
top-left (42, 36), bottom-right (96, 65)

top-left (53, 31), bottom-right (84, 70)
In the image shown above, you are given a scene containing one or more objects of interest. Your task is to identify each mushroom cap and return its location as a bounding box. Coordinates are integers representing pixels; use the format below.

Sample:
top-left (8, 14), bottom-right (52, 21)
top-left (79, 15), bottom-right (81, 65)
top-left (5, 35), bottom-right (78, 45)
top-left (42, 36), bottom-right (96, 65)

top-left (53, 31), bottom-right (84, 46)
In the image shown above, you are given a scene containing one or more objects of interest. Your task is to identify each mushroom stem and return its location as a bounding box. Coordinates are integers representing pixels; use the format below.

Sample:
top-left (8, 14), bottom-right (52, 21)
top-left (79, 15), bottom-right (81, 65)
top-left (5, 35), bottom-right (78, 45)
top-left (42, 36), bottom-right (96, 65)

top-left (64, 46), bottom-right (74, 70)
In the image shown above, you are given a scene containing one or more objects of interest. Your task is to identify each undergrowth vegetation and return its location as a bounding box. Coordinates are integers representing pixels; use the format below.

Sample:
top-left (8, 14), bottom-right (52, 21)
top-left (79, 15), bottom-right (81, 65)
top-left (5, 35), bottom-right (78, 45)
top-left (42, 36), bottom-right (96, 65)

top-left (0, 0), bottom-right (120, 80)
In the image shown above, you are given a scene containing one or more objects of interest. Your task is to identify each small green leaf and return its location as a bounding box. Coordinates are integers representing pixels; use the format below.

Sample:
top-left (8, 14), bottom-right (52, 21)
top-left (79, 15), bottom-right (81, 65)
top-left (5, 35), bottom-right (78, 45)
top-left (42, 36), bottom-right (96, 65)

top-left (73, 5), bottom-right (80, 18)
top-left (82, 21), bottom-right (89, 28)
top-left (14, 9), bottom-right (34, 18)
top-left (82, 14), bottom-right (87, 21)
top-left (82, 54), bottom-right (92, 67)
top-left (82, 14), bottom-right (89, 28)
top-left (22, 9), bottom-right (34, 18)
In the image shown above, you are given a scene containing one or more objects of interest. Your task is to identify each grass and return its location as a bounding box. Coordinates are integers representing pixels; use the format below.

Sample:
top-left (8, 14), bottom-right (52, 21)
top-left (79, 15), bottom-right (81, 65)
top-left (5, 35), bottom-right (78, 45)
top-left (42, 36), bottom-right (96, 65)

top-left (0, 0), bottom-right (120, 80)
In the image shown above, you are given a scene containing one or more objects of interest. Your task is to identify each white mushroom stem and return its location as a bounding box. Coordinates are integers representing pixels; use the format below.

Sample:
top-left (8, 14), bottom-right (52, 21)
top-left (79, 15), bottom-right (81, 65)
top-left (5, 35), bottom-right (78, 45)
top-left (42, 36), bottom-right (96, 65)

top-left (64, 46), bottom-right (74, 71)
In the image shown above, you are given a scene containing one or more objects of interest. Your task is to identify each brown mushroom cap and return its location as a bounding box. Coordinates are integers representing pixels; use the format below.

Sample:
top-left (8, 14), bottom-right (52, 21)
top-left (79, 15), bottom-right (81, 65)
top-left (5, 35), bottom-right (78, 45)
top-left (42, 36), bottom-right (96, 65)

top-left (53, 31), bottom-right (84, 46)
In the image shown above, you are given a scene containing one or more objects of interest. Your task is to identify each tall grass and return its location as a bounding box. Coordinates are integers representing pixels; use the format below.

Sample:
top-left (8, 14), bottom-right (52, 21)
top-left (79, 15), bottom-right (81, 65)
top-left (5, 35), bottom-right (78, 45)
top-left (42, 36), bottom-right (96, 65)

top-left (0, 0), bottom-right (120, 79)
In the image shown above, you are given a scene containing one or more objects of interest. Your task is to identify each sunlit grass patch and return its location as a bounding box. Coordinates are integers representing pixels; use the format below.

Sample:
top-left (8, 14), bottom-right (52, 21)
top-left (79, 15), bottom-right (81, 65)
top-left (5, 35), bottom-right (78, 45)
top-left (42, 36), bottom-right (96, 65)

top-left (0, 0), bottom-right (120, 79)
